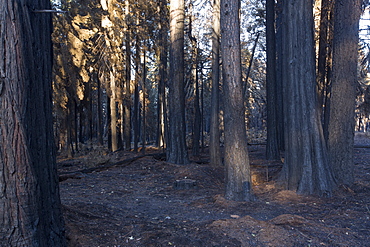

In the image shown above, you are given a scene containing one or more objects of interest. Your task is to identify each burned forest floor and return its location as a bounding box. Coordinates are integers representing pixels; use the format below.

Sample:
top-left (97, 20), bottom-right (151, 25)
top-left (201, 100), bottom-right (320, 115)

top-left (58, 133), bottom-right (370, 247)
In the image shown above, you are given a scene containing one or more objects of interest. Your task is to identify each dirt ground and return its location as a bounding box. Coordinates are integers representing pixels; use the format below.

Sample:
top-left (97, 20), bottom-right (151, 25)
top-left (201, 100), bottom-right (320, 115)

top-left (58, 133), bottom-right (370, 246)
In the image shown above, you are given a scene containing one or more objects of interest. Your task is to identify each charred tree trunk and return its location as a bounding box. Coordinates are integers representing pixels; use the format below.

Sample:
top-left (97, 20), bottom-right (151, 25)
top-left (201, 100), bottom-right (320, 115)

top-left (280, 0), bottom-right (334, 196)
top-left (317, 0), bottom-right (334, 140)
top-left (221, 0), bottom-right (253, 201)
top-left (0, 0), bottom-right (66, 245)
top-left (328, 0), bottom-right (361, 186)
top-left (265, 0), bottom-right (279, 160)
top-left (275, 0), bottom-right (285, 151)
top-left (167, 0), bottom-right (189, 164)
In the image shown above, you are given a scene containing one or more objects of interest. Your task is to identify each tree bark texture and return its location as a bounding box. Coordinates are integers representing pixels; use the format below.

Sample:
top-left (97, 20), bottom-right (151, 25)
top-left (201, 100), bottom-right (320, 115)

top-left (280, 0), bottom-right (334, 196)
top-left (316, 0), bottom-right (333, 108)
top-left (265, 0), bottom-right (280, 160)
top-left (156, 0), bottom-right (167, 149)
top-left (221, 0), bottom-right (253, 201)
top-left (328, 0), bottom-right (361, 186)
top-left (210, 0), bottom-right (222, 166)
top-left (0, 0), bottom-right (66, 245)
top-left (109, 70), bottom-right (118, 152)
top-left (167, 0), bottom-right (189, 164)
top-left (317, 0), bottom-right (334, 141)
top-left (275, 0), bottom-right (285, 151)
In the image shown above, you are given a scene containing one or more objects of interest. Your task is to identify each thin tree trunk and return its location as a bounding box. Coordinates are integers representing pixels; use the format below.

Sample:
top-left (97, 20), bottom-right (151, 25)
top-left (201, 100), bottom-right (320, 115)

top-left (133, 39), bottom-right (141, 153)
top-left (66, 99), bottom-right (74, 158)
top-left (110, 70), bottom-right (118, 152)
top-left (189, 7), bottom-right (200, 156)
top-left (317, 0), bottom-right (334, 141)
top-left (210, 0), bottom-right (222, 166)
top-left (192, 55), bottom-right (201, 156)
top-left (97, 73), bottom-right (104, 145)
top-left (275, 0), bottom-right (285, 151)
top-left (316, 0), bottom-right (332, 107)
top-left (243, 33), bottom-right (260, 98)
top-left (265, 0), bottom-right (279, 160)
top-left (74, 99), bottom-right (79, 152)
top-left (156, 0), bottom-right (167, 150)
top-left (142, 48), bottom-right (147, 154)
top-left (124, 0), bottom-right (132, 151)
top-left (200, 69), bottom-right (205, 153)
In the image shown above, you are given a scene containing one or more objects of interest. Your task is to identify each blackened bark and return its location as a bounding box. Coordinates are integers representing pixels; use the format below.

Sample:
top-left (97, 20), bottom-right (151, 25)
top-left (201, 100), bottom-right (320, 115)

top-left (317, 0), bottom-right (334, 141)
top-left (280, 0), bottom-right (334, 196)
top-left (275, 0), bottom-right (285, 151)
top-left (167, 0), bottom-right (189, 165)
top-left (328, 0), bottom-right (361, 186)
top-left (316, 0), bottom-right (333, 107)
top-left (221, 0), bottom-right (253, 201)
top-left (0, 0), bottom-right (66, 245)
top-left (265, 0), bottom-right (279, 160)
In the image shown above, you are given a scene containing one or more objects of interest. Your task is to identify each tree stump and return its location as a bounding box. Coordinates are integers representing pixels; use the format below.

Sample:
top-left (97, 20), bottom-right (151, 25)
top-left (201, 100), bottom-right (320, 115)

top-left (173, 179), bottom-right (197, 190)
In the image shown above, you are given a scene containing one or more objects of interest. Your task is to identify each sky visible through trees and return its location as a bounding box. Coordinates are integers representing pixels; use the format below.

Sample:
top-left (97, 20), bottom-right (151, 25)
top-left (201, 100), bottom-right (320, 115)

top-left (2, 0), bottom-right (370, 245)
top-left (49, 0), bottom-right (370, 187)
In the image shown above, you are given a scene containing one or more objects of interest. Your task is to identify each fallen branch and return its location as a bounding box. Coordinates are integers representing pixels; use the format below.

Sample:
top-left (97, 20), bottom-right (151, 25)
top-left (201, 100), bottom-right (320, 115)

top-left (354, 144), bottom-right (370, 148)
top-left (59, 152), bottom-right (166, 182)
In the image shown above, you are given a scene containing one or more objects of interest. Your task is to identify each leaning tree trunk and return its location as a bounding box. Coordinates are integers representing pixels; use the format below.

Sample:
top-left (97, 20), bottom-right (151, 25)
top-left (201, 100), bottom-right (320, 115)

top-left (221, 0), bottom-right (253, 201)
top-left (167, 0), bottom-right (189, 165)
top-left (0, 0), bottom-right (66, 245)
top-left (328, 0), bottom-right (361, 186)
top-left (280, 0), bottom-right (334, 196)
